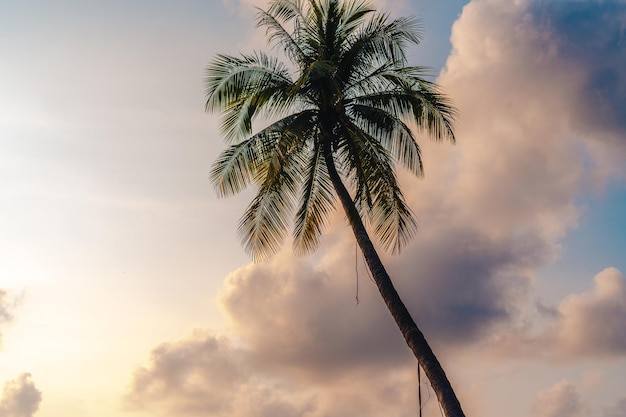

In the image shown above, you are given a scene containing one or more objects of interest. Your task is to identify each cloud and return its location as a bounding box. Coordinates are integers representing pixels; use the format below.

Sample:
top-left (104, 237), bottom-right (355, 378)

top-left (0, 289), bottom-right (15, 349)
top-left (387, 228), bottom-right (543, 345)
top-left (0, 290), bottom-right (11, 323)
top-left (527, 0), bottom-right (626, 183)
top-left (0, 374), bottom-right (42, 417)
top-left (218, 0), bottom-right (626, 353)
top-left (124, 330), bottom-right (306, 417)
top-left (219, 250), bottom-right (412, 378)
top-left (605, 397), bottom-right (626, 417)
top-left (124, 326), bottom-right (430, 417)
top-left (491, 267), bottom-right (626, 360)
top-left (529, 0), bottom-right (626, 136)
top-left (398, 0), bottom-right (626, 354)
top-left (556, 267), bottom-right (626, 357)
top-left (530, 381), bottom-right (586, 417)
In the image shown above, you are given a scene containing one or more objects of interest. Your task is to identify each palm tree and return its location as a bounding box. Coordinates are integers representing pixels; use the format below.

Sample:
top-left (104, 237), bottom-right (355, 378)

top-left (205, 1), bottom-right (463, 416)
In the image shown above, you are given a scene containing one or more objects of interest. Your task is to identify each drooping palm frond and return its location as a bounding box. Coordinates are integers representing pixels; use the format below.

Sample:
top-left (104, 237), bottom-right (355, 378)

top-left (349, 87), bottom-right (456, 142)
top-left (237, 124), bottom-right (308, 261)
top-left (210, 110), bottom-right (316, 196)
top-left (348, 103), bottom-right (423, 175)
top-left (256, 6), bottom-right (308, 65)
top-left (293, 140), bottom-right (336, 255)
top-left (337, 119), bottom-right (417, 253)
top-left (205, 52), bottom-right (295, 142)
top-left (338, 12), bottom-right (423, 83)
top-left (206, 0), bottom-right (455, 259)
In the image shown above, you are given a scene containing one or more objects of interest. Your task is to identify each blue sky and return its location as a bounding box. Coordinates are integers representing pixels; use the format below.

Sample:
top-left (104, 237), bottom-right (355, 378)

top-left (1, 1), bottom-right (625, 417)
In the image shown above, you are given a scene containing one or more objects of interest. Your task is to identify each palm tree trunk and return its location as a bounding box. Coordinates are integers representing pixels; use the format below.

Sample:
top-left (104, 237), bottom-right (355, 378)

top-left (323, 151), bottom-right (466, 417)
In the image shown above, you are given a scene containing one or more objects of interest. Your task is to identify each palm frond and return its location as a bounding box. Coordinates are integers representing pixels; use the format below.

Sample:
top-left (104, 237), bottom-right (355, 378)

top-left (210, 138), bottom-right (260, 197)
top-left (238, 127), bottom-right (309, 261)
top-left (293, 141), bottom-right (336, 254)
top-left (266, 0), bottom-right (306, 21)
top-left (256, 7), bottom-right (309, 65)
top-left (205, 52), bottom-right (295, 142)
top-left (349, 87), bottom-right (455, 142)
top-left (239, 173), bottom-right (297, 262)
top-left (211, 110), bottom-right (318, 196)
top-left (337, 0), bottom-right (375, 37)
top-left (338, 119), bottom-right (418, 253)
top-left (348, 103), bottom-right (423, 176)
top-left (207, 0), bottom-right (456, 258)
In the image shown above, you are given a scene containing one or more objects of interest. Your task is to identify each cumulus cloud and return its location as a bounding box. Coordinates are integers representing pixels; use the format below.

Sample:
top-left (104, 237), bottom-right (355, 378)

top-left (491, 267), bottom-right (626, 360)
top-left (0, 374), bottom-right (42, 417)
top-left (529, 1), bottom-right (626, 137)
top-left (527, 0), bottom-right (626, 184)
top-left (556, 267), bottom-right (626, 357)
top-left (219, 251), bottom-right (411, 378)
top-left (124, 327), bottom-right (429, 417)
top-left (530, 381), bottom-right (586, 417)
top-left (220, 0), bottom-right (626, 352)
top-left (394, 0), bottom-right (626, 353)
top-left (124, 330), bottom-right (317, 417)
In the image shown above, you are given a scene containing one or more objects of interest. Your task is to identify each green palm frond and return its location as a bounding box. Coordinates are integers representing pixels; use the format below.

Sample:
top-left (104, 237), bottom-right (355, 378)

top-left (210, 110), bottom-right (316, 196)
top-left (210, 138), bottom-right (260, 198)
top-left (238, 128), bottom-right (307, 261)
top-left (205, 52), bottom-right (295, 142)
top-left (339, 120), bottom-right (418, 253)
top-left (206, 0), bottom-right (455, 260)
top-left (293, 141), bottom-right (336, 255)
top-left (341, 13), bottom-right (422, 74)
top-left (348, 103), bottom-right (423, 175)
top-left (349, 88), bottom-right (455, 142)
top-left (239, 172), bottom-right (297, 261)
top-left (266, 0), bottom-right (306, 21)
top-left (337, 1), bottom-right (374, 37)
top-left (256, 6), bottom-right (308, 65)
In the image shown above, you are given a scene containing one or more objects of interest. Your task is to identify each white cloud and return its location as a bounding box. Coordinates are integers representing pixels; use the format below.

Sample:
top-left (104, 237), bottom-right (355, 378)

top-left (530, 381), bottom-right (586, 417)
top-left (0, 374), bottom-right (42, 417)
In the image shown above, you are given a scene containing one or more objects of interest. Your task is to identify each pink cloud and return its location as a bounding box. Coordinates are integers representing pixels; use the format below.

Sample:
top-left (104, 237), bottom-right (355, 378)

top-left (491, 267), bottom-right (626, 361)
top-left (530, 381), bottom-right (586, 417)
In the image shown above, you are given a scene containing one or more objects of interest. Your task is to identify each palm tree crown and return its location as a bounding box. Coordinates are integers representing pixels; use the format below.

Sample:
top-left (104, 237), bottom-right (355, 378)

top-left (206, 0), bottom-right (455, 261)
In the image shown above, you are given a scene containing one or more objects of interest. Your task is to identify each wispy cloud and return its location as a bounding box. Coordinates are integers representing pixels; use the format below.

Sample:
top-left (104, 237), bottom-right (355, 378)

top-left (0, 289), bottom-right (16, 350)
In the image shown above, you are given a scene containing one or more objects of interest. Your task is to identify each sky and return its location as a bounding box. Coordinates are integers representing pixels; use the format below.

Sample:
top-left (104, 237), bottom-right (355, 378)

top-left (1, 0), bottom-right (625, 416)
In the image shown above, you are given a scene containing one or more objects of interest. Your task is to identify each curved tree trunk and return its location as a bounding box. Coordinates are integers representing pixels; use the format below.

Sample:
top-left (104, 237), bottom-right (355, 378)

top-left (323, 151), bottom-right (466, 417)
